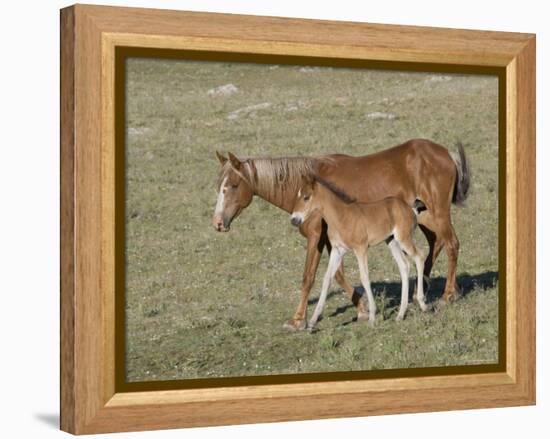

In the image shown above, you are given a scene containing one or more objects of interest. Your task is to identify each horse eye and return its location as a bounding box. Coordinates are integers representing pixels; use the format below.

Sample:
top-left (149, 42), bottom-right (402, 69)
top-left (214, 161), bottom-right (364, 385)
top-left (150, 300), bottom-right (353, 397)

top-left (231, 184), bottom-right (239, 189)
top-left (304, 195), bottom-right (311, 201)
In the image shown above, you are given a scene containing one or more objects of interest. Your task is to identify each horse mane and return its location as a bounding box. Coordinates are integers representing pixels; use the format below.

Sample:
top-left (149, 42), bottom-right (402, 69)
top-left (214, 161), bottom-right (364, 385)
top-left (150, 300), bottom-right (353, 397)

top-left (313, 175), bottom-right (356, 204)
top-left (217, 155), bottom-right (335, 199)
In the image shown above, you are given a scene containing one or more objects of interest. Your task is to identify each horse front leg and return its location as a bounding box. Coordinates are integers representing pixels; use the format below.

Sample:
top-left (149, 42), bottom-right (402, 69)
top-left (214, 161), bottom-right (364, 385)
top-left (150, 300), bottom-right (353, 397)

top-left (283, 232), bottom-right (324, 331)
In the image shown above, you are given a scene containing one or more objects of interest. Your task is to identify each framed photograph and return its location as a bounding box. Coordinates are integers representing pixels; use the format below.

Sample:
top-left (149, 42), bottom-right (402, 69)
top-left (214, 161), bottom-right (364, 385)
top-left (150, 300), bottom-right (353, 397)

top-left (60, 4), bottom-right (535, 434)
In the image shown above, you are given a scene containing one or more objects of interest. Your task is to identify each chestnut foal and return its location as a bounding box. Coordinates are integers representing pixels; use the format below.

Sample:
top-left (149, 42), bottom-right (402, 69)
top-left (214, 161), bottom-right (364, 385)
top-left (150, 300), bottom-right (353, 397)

top-left (291, 175), bottom-right (428, 329)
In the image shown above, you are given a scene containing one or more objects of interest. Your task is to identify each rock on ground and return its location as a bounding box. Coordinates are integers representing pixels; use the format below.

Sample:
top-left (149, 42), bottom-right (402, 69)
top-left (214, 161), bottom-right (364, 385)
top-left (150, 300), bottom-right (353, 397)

top-left (227, 102), bottom-right (272, 120)
top-left (207, 83), bottom-right (238, 96)
top-left (366, 112), bottom-right (397, 120)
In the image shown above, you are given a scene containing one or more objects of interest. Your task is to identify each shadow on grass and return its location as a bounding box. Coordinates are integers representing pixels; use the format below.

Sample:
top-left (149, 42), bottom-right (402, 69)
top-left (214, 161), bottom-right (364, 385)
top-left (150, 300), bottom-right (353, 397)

top-left (307, 271), bottom-right (499, 319)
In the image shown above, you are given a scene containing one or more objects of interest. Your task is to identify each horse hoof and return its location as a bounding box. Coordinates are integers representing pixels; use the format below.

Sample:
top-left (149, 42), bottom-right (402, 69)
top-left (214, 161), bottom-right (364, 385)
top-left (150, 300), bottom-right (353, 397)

top-left (283, 319), bottom-right (306, 331)
top-left (368, 318), bottom-right (376, 327)
top-left (395, 314), bottom-right (405, 322)
top-left (418, 302), bottom-right (431, 312)
top-left (437, 296), bottom-right (455, 308)
top-left (439, 292), bottom-right (460, 307)
top-left (357, 312), bottom-right (369, 322)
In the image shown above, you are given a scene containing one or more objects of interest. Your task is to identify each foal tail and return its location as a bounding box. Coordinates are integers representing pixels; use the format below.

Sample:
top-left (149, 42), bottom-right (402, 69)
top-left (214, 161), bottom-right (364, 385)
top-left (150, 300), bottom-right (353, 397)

top-left (450, 142), bottom-right (471, 206)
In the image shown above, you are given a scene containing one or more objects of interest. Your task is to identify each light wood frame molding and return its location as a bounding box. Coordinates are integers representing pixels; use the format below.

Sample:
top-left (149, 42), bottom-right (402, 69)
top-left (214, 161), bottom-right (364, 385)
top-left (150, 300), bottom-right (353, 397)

top-left (60, 4), bottom-right (536, 434)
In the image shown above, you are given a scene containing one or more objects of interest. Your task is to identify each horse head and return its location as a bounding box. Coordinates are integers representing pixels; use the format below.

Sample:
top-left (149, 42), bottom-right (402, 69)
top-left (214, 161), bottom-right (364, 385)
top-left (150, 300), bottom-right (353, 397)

top-left (212, 151), bottom-right (254, 232)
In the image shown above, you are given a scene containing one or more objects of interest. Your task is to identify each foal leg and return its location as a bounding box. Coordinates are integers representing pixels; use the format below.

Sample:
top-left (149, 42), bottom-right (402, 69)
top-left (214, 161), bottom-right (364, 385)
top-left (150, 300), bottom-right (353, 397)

top-left (396, 233), bottom-right (428, 313)
top-left (413, 248), bottom-right (428, 311)
top-left (355, 249), bottom-right (377, 326)
top-left (388, 240), bottom-right (410, 321)
top-left (326, 239), bottom-right (369, 320)
top-left (399, 229), bottom-right (428, 311)
top-left (413, 251), bottom-right (428, 311)
top-left (308, 248), bottom-right (346, 329)
top-left (335, 260), bottom-right (369, 321)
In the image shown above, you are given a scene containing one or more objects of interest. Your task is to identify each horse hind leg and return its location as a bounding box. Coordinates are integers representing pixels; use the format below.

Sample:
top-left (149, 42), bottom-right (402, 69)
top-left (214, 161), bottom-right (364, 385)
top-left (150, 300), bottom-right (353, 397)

top-left (417, 221), bottom-right (443, 297)
top-left (439, 219), bottom-right (461, 304)
top-left (421, 212), bottom-right (461, 304)
top-left (417, 188), bottom-right (461, 304)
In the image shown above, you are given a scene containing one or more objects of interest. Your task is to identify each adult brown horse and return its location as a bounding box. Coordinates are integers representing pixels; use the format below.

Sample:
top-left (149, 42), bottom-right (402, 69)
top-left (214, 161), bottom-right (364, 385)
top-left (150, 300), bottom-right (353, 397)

top-left (212, 139), bottom-right (470, 330)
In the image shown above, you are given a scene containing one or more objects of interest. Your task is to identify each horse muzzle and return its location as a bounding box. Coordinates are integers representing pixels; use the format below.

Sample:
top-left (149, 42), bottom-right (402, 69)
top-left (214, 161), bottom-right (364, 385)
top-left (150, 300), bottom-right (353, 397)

top-left (290, 215), bottom-right (303, 227)
top-left (212, 215), bottom-right (230, 232)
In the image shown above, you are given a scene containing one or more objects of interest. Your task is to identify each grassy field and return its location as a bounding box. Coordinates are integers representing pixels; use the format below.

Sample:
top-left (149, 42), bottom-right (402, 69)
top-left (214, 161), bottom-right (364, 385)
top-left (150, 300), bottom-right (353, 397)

top-left (125, 59), bottom-right (499, 382)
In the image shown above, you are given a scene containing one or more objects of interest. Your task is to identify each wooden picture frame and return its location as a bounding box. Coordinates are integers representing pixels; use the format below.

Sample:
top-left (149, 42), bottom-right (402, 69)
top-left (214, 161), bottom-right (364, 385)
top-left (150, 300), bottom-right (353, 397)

top-left (60, 4), bottom-right (536, 435)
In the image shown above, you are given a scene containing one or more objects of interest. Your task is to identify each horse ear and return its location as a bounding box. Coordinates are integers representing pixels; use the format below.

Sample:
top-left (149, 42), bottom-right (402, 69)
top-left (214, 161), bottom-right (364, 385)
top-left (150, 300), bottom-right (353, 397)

top-left (215, 151), bottom-right (228, 165)
top-left (227, 152), bottom-right (242, 170)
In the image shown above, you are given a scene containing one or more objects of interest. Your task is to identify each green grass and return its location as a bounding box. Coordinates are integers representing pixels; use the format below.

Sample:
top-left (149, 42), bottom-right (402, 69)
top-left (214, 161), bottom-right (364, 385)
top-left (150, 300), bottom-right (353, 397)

top-left (124, 59), bottom-right (499, 382)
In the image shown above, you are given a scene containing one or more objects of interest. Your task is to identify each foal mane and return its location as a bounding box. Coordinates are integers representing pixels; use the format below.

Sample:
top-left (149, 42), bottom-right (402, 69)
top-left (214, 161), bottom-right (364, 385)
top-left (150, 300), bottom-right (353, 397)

top-left (313, 175), bottom-right (357, 204)
top-left (218, 155), bottom-right (334, 199)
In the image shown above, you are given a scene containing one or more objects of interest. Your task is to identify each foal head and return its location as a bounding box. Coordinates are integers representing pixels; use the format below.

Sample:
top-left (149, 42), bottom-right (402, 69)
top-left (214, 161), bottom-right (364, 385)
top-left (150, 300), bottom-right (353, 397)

top-left (290, 176), bottom-right (318, 227)
top-left (212, 152), bottom-right (254, 232)
top-left (290, 175), bottom-right (357, 227)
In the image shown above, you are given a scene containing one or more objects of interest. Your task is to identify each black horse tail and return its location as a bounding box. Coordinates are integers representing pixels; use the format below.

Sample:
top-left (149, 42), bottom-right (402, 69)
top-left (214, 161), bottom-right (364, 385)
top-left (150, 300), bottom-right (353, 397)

top-left (451, 142), bottom-right (471, 206)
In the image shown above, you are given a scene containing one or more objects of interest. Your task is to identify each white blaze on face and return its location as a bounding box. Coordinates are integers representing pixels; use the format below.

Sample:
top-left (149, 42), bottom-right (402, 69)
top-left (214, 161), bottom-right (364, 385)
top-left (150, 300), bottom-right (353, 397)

top-left (214, 177), bottom-right (228, 217)
top-left (291, 188), bottom-right (305, 224)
